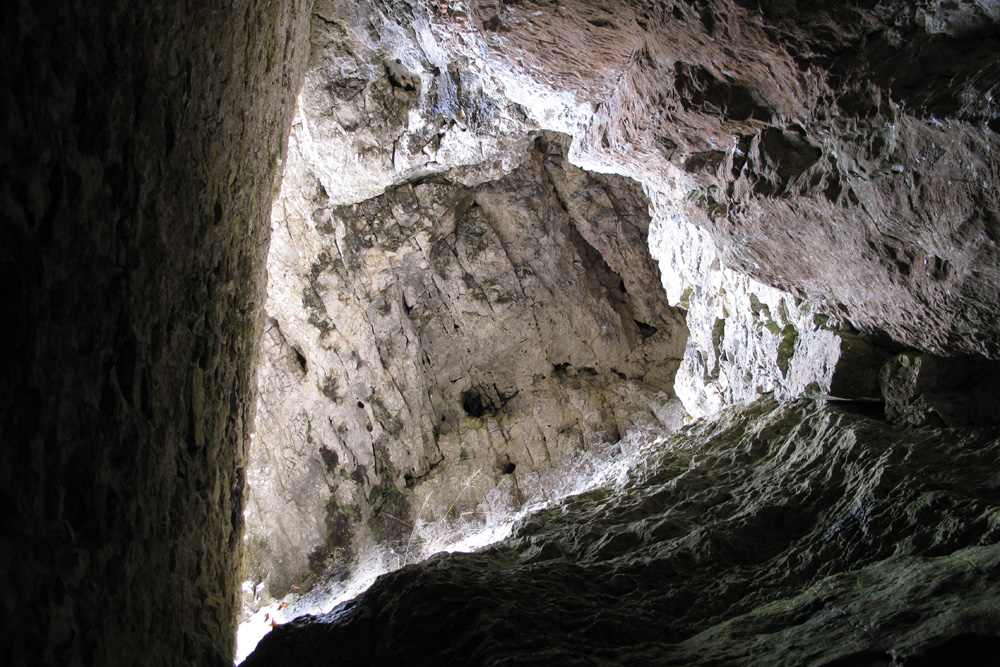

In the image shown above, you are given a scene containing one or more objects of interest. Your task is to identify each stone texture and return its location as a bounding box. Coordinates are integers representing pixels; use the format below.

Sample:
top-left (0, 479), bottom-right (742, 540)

top-left (243, 0), bottom-right (1000, 620)
top-left (880, 352), bottom-right (1000, 427)
top-left (458, 0), bottom-right (1000, 358)
top-left (242, 399), bottom-right (1000, 666)
top-left (8, 1), bottom-right (1000, 666)
top-left (245, 129), bottom-right (688, 605)
top-left (297, 0), bottom-right (538, 206)
top-left (0, 2), bottom-right (310, 665)
top-left (648, 189), bottom-right (887, 419)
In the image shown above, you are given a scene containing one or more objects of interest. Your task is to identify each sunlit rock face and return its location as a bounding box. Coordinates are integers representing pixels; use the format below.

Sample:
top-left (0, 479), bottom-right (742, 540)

top-left (242, 0), bottom-right (1000, 660)
top-left (247, 126), bottom-right (688, 600)
top-left (244, 399), bottom-right (1000, 666)
top-left (648, 189), bottom-right (886, 418)
top-left (245, 0), bottom-right (999, 614)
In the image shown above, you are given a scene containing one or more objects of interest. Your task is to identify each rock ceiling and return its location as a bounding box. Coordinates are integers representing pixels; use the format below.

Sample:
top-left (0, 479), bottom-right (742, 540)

top-left (239, 1), bottom-right (1000, 664)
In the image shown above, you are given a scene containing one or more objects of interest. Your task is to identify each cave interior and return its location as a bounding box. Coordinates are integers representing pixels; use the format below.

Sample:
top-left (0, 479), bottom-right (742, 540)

top-left (2, 1), bottom-right (1000, 666)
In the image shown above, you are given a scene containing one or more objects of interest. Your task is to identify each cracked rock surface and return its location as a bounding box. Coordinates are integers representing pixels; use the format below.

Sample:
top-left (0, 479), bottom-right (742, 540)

top-left (246, 130), bottom-right (687, 602)
top-left (243, 0), bottom-right (1000, 620)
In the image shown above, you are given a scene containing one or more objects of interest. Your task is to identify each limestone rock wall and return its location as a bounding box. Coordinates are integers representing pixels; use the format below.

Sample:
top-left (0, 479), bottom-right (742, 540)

top-left (648, 186), bottom-right (886, 418)
top-left (243, 399), bottom-right (1000, 666)
top-left (0, 2), bottom-right (311, 665)
top-left (7, 1), bottom-right (998, 665)
top-left (299, 0), bottom-right (539, 205)
top-left (245, 0), bottom-right (1000, 603)
top-left (246, 128), bottom-right (688, 602)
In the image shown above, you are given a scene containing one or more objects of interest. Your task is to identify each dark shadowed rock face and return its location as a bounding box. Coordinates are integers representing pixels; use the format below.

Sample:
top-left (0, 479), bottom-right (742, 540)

top-left (0, 2), bottom-right (310, 665)
top-left (880, 352), bottom-right (1000, 427)
top-left (243, 400), bottom-right (1000, 666)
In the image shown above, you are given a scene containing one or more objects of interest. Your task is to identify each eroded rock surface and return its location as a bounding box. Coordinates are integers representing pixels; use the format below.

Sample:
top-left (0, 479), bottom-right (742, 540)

top-left (243, 0), bottom-right (1000, 616)
top-left (243, 399), bottom-right (1000, 666)
top-left (648, 187), bottom-right (887, 418)
top-left (464, 0), bottom-right (1000, 357)
top-left (6, 1), bottom-right (999, 665)
top-left (880, 352), bottom-right (1000, 427)
top-left (245, 130), bottom-right (688, 603)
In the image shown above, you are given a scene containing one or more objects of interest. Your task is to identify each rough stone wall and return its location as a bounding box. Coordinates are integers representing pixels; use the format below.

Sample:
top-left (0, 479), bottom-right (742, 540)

top-left (243, 0), bottom-right (1000, 607)
top-left (246, 129), bottom-right (687, 603)
top-left (234, 1), bottom-right (999, 662)
top-left (0, 2), bottom-right (311, 665)
top-left (647, 187), bottom-right (887, 418)
top-left (463, 0), bottom-right (1000, 358)
top-left (281, 0), bottom-right (1000, 425)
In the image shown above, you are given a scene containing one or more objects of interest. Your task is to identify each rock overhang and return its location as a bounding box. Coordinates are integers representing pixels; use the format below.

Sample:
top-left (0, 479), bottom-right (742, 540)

top-left (238, 2), bottom-right (999, 661)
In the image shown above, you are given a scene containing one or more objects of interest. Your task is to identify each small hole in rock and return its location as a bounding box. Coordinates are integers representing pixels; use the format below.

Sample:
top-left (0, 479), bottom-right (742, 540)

top-left (357, 401), bottom-right (365, 409)
top-left (461, 388), bottom-right (488, 417)
top-left (501, 462), bottom-right (516, 475)
top-left (291, 346), bottom-right (308, 374)
top-left (634, 320), bottom-right (658, 340)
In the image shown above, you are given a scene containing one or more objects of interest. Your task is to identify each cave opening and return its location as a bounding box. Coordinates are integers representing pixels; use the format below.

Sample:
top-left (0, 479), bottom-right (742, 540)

top-left (460, 387), bottom-right (491, 418)
top-left (238, 116), bottom-right (698, 662)
top-left (8, 1), bottom-right (993, 666)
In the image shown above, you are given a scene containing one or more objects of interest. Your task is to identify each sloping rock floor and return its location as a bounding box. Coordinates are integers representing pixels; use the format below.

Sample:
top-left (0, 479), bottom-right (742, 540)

top-left (242, 399), bottom-right (1000, 666)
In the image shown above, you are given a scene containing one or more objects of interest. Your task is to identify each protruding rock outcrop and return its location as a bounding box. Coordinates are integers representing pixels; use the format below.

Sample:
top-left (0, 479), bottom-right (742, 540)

top-left (464, 0), bottom-right (1000, 358)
